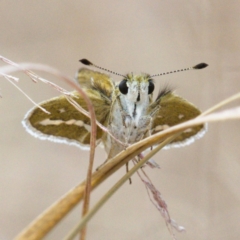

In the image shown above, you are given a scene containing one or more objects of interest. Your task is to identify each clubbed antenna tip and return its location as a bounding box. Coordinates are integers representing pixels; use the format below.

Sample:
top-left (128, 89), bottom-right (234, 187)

top-left (193, 63), bottom-right (208, 69)
top-left (79, 59), bottom-right (93, 66)
top-left (79, 58), bottom-right (126, 78)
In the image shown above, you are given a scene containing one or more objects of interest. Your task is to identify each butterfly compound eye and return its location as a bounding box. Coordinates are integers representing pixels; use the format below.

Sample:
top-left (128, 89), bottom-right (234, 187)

top-left (148, 80), bottom-right (155, 94)
top-left (119, 79), bottom-right (128, 94)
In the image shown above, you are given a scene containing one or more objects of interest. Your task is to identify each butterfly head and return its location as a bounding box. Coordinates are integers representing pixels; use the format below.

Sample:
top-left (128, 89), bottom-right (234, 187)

top-left (118, 74), bottom-right (155, 103)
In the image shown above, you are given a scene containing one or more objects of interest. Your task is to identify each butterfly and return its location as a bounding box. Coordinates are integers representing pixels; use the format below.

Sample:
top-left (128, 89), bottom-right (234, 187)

top-left (22, 59), bottom-right (208, 159)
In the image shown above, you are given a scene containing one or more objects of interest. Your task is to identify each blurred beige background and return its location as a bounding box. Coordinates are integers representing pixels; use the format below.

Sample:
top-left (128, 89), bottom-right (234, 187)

top-left (0, 1), bottom-right (240, 240)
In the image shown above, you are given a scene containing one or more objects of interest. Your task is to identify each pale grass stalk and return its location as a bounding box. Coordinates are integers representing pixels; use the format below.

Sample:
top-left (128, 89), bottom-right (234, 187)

top-left (2, 74), bottom-right (50, 114)
top-left (0, 72), bottom-right (19, 81)
top-left (54, 68), bottom-right (97, 240)
top-left (200, 92), bottom-right (240, 116)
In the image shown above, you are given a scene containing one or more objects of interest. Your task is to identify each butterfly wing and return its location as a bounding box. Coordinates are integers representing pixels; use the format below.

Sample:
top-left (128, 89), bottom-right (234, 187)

top-left (22, 69), bottom-right (114, 149)
top-left (76, 68), bottom-right (114, 99)
top-left (151, 91), bottom-right (206, 148)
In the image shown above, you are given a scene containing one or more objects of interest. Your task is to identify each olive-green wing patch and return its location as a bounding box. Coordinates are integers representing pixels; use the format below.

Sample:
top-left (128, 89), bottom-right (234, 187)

top-left (151, 92), bottom-right (206, 148)
top-left (76, 68), bottom-right (114, 99)
top-left (22, 90), bottom-right (111, 149)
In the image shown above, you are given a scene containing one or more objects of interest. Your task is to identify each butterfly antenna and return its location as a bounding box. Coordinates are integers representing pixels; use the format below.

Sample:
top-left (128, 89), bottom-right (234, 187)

top-left (150, 62), bottom-right (208, 78)
top-left (80, 59), bottom-right (126, 78)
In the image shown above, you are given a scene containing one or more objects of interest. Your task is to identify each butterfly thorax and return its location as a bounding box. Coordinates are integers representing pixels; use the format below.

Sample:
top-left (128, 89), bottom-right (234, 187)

top-left (103, 74), bottom-right (156, 158)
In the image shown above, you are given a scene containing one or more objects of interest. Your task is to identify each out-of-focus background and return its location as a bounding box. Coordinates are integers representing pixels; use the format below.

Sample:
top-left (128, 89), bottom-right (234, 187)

top-left (0, 1), bottom-right (240, 240)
